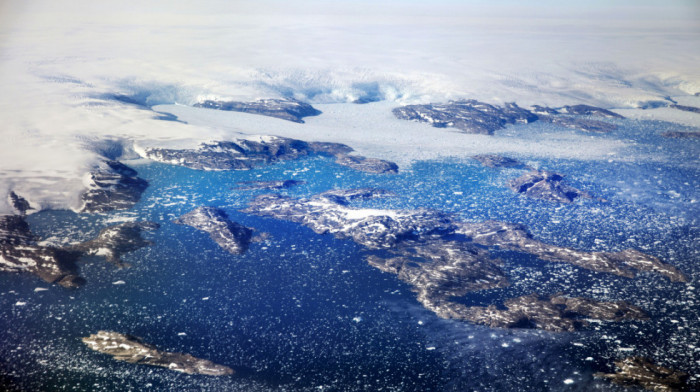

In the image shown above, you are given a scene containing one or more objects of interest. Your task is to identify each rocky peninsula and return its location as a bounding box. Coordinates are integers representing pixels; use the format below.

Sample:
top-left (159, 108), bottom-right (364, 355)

top-left (455, 220), bottom-right (686, 282)
top-left (415, 292), bottom-right (647, 332)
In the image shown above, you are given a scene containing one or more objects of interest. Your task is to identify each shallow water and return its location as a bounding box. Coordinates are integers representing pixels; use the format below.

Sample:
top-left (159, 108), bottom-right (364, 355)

top-left (1, 118), bottom-right (699, 391)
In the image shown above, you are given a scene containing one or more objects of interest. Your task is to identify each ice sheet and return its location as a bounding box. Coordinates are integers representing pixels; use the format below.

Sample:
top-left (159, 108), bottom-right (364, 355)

top-left (0, 0), bottom-right (698, 214)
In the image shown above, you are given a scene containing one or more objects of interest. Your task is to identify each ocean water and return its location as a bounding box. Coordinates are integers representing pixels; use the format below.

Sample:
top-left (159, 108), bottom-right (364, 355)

top-left (1, 118), bottom-right (699, 391)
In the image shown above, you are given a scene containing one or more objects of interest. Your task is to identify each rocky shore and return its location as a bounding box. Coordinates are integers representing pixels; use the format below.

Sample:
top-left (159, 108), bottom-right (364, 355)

top-left (472, 155), bottom-right (531, 169)
top-left (595, 357), bottom-right (689, 391)
top-left (392, 100), bottom-right (537, 134)
top-left (142, 136), bottom-right (398, 174)
top-left (392, 99), bottom-right (623, 134)
top-left (235, 180), bottom-right (305, 191)
top-left (80, 160), bottom-right (148, 213)
top-left (0, 215), bottom-right (158, 288)
top-left (507, 170), bottom-right (592, 203)
top-left (71, 221), bottom-right (160, 267)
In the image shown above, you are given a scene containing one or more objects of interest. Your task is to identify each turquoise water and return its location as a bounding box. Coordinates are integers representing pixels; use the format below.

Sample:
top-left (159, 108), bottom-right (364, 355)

top-left (1, 118), bottom-right (699, 391)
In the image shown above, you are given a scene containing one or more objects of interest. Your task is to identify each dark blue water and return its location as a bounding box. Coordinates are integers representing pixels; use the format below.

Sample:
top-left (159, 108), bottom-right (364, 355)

top-left (1, 118), bottom-right (698, 391)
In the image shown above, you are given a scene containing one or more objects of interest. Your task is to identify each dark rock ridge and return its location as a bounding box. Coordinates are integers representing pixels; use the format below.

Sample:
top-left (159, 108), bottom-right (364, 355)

top-left (242, 189), bottom-right (684, 330)
top-left (306, 141), bottom-right (354, 156)
top-left (0, 215), bottom-right (158, 288)
top-left (193, 98), bottom-right (321, 123)
top-left (318, 188), bottom-right (396, 205)
top-left (80, 160), bottom-right (148, 213)
top-left (392, 99), bottom-right (622, 134)
top-left (82, 331), bottom-right (234, 376)
top-left (595, 357), bottom-right (689, 391)
top-left (669, 104), bottom-right (700, 114)
top-left (537, 115), bottom-right (618, 133)
top-left (661, 131), bottom-right (700, 139)
top-left (530, 104), bottom-right (621, 132)
top-left (507, 170), bottom-right (592, 203)
top-left (174, 207), bottom-right (254, 255)
top-left (424, 293), bottom-right (647, 332)
top-left (235, 180), bottom-right (305, 191)
top-left (142, 136), bottom-right (398, 174)
top-left (392, 100), bottom-right (537, 135)
top-left (8, 191), bottom-right (32, 215)
top-left (472, 155), bottom-right (531, 169)
top-left (71, 221), bottom-right (160, 267)
top-left (530, 105), bottom-right (560, 115)
top-left (559, 104), bottom-right (624, 118)
top-left (143, 138), bottom-right (310, 170)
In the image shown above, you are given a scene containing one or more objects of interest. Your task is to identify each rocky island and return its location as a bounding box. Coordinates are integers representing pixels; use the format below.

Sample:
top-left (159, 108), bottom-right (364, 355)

top-left (174, 207), bottom-right (254, 255)
top-left (193, 98), bottom-right (321, 123)
top-left (392, 99), bottom-right (622, 134)
top-left (141, 136), bottom-right (398, 174)
top-left (241, 189), bottom-right (685, 331)
top-left (507, 170), bottom-right (592, 203)
top-left (82, 331), bottom-right (234, 376)
top-left (595, 357), bottom-right (689, 391)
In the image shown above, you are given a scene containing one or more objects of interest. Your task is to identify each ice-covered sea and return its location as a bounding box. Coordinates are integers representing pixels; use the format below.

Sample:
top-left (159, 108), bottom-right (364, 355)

top-left (0, 108), bottom-right (698, 391)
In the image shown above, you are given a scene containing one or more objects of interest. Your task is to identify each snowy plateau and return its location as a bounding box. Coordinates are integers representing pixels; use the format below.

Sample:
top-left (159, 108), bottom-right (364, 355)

top-left (1, 1), bottom-right (700, 391)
